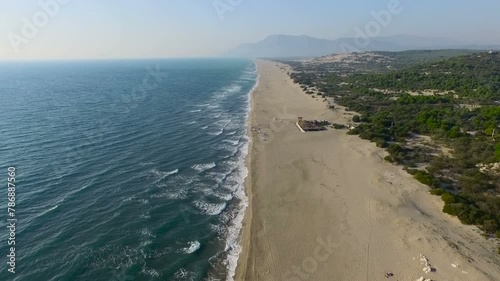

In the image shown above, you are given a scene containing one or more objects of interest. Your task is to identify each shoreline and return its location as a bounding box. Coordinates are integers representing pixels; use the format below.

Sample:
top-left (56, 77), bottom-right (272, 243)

top-left (235, 60), bottom-right (500, 281)
top-left (225, 61), bottom-right (259, 281)
top-left (233, 60), bottom-right (258, 281)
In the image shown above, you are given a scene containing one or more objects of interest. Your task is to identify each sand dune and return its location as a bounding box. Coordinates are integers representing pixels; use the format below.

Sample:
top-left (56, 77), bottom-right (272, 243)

top-left (236, 60), bottom-right (500, 281)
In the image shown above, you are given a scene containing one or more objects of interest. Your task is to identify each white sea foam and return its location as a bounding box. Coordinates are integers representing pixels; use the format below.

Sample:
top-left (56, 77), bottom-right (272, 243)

top-left (225, 121), bottom-right (243, 131)
top-left (181, 241), bottom-right (201, 254)
top-left (209, 223), bottom-right (226, 236)
top-left (140, 211), bottom-right (151, 219)
top-left (239, 75), bottom-right (255, 81)
top-left (39, 205), bottom-right (59, 217)
top-left (220, 172), bottom-right (243, 193)
top-left (190, 109), bottom-right (202, 113)
top-left (215, 118), bottom-right (232, 128)
top-left (41, 179), bottom-right (94, 212)
top-left (223, 139), bottom-right (239, 146)
top-left (191, 162), bottom-right (216, 172)
top-left (194, 201), bottom-right (227, 215)
top-left (111, 211), bottom-right (121, 220)
top-left (221, 85), bottom-right (242, 96)
top-left (239, 68), bottom-right (258, 81)
top-left (141, 240), bottom-right (153, 247)
top-left (206, 171), bottom-right (228, 184)
top-left (141, 266), bottom-right (160, 277)
top-left (151, 188), bottom-right (188, 200)
top-left (213, 191), bottom-right (233, 201)
top-left (86, 245), bottom-right (146, 270)
top-left (225, 172), bottom-right (241, 183)
top-left (218, 144), bottom-right (239, 156)
top-left (224, 61), bottom-right (257, 281)
top-left (72, 179), bottom-right (93, 194)
top-left (174, 268), bottom-right (192, 279)
top-left (195, 182), bottom-right (217, 197)
top-left (240, 134), bottom-right (250, 142)
top-left (122, 196), bottom-right (135, 202)
top-left (207, 128), bottom-right (224, 136)
top-left (168, 174), bottom-right (197, 187)
top-left (201, 126), bottom-right (208, 130)
top-left (222, 160), bottom-right (239, 168)
top-left (140, 228), bottom-right (157, 238)
top-left (213, 85), bottom-right (241, 101)
top-left (224, 152), bottom-right (249, 281)
top-left (150, 169), bottom-right (179, 180)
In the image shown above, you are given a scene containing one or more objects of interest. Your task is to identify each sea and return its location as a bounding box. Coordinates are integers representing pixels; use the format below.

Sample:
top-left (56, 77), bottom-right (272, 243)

top-left (0, 58), bottom-right (257, 281)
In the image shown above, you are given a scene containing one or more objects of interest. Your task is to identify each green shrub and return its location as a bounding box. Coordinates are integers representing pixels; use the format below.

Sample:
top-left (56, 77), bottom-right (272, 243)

top-left (458, 207), bottom-right (487, 225)
top-left (405, 168), bottom-right (418, 175)
top-left (443, 203), bottom-right (465, 216)
top-left (482, 220), bottom-right (499, 233)
top-left (375, 138), bottom-right (388, 148)
top-left (352, 115), bottom-right (361, 122)
top-left (359, 130), bottom-right (374, 140)
top-left (347, 127), bottom-right (360, 135)
top-left (430, 188), bottom-right (446, 196)
top-left (441, 193), bottom-right (457, 204)
top-left (443, 203), bottom-right (458, 216)
top-left (413, 170), bottom-right (439, 188)
top-left (495, 143), bottom-right (500, 161)
top-left (360, 114), bottom-right (370, 122)
top-left (387, 143), bottom-right (403, 155)
top-left (496, 230), bottom-right (500, 239)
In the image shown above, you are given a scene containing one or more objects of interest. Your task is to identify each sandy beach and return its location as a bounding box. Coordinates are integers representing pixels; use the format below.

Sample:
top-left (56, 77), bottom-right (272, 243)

top-left (235, 60), bottom-right (500, 281)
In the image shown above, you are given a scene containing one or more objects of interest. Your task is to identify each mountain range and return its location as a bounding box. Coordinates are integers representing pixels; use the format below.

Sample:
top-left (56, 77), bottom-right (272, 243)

top-left (224, 34), bottom-right (500, 58)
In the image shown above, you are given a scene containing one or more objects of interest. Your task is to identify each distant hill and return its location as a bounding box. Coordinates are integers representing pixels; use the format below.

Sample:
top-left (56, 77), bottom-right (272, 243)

top-left (224, 34), bottom-right (500, 58)
top-left (224, 35), bottom-right (335, 58)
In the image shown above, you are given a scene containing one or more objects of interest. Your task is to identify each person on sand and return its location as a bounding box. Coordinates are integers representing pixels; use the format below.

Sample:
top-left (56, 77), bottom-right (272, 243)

top-left (385, 272), bottom-right (394, 278)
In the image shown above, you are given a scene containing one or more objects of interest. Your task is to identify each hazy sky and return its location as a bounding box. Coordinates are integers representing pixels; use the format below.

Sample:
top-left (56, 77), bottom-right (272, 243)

top-left (1, 0), bottom-right (499, 59)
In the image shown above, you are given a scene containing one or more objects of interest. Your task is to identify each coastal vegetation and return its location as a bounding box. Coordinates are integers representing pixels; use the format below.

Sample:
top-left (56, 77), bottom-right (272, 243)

top-left (282, 50), bottom-right (500, 241)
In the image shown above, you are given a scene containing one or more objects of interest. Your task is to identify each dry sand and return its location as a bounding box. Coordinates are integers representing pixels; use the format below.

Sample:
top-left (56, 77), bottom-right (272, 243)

top-left (235, 60), bottom-right (500, 281)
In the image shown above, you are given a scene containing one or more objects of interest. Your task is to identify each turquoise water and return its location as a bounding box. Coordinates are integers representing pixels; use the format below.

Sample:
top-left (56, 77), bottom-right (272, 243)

top-left (0, 59), bottom-right (257, 281)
